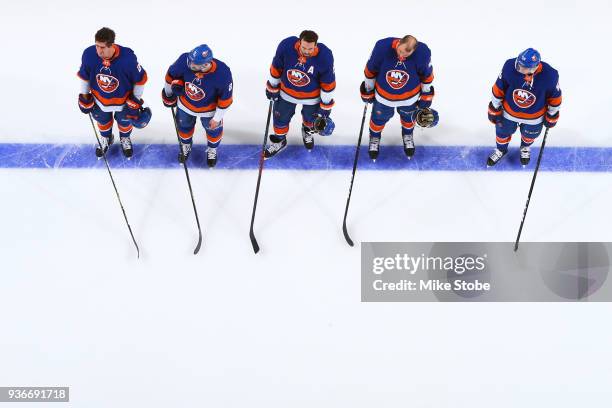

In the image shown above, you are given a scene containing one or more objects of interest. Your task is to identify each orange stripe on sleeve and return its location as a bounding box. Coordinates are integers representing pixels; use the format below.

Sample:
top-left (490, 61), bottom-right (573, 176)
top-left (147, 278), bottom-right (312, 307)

top-left (217, 97), bottom-right (233, 109)
top-left (270, 65), bottom-right (282, 78)
top-left (364, 66), bottom-right (377, 79)
top-left (492, 84), bottom-right (505, 98)
top-left (420, 73), bottom-right (434, 83)
top-left (135, 71), bottom-right (148, 86)
top-left (320, 81), bottom-right (336, 92)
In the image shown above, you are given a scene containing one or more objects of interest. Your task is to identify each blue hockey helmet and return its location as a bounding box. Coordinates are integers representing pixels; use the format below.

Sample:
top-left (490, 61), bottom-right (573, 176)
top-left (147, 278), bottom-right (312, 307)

top-left (131, 107), bottom-right (152, 129)
top-left (516, 48), bottom-right (541, 72)
top-left (414, 108), bottom-right (439, 128)
top-left (188, 44), bottom-right (214, 70)
top-left (314, 115), bottom-right (335, 136)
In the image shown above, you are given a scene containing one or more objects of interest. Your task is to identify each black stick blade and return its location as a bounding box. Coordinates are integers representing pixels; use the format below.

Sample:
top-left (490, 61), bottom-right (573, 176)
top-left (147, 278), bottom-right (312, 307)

top-left (343, 224), bottom-right (354, 247)
top-left (250, 230), bottom-right (260, 254)
top-left (194, 232), bottom-right (203, 255)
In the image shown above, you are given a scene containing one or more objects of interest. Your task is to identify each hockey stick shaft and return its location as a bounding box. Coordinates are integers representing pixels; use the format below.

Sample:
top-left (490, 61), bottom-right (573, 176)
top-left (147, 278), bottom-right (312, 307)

top-left (342, 103), bottom-right (369, 247)
top-left (170, 107), bottom-right (203, 255)
top-left (514, 127), bottom-right (550, 252)
top-left (249, 100), bottom-right (274, 254)
top-left (88, 114), bottom-right (140, 258)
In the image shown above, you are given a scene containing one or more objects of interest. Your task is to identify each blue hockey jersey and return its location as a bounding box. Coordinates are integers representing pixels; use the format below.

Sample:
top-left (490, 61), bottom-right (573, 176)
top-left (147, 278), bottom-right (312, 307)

top-left (364, 38), bottom-right (434, 107)
top-left (268, 36), bottom-right (336, 109)
top-left (77, 44), bottom-right (147, 112)
top-left (165, 54), bottom-right (233, 118)
top-left (491, 59), bottom-right (562, 125)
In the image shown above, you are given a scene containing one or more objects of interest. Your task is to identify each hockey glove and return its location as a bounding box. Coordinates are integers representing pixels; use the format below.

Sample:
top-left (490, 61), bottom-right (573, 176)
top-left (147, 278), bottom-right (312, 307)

top-left (125, 94), bottom-right (143, 120)
top-left (314, 115), bottom-right (335, 136)
top-left (360, 81), bottom-right (375, 104)
top-left (162, 88), bottom-right (177, 108)
top-left (544, 112), bottom-right (559, 128)
top-left (488, 102), bottom-right (503, 124)
top-left (170, 80), bottom-right (185, 97)
top-left (266, 81), bottom-right (280, 101)
top-left (417, 86), bottom-right (434, 109)
top-left (414, 108), bottom-right (439, 128)
top-left (78, 93), bottom-right (94, 114)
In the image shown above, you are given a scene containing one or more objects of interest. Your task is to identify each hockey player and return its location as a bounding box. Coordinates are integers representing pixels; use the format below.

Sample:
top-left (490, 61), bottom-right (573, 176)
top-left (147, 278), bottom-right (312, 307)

top-left (162, 44), bottom-right (233, 168)
top-left (77, 27), bottom-right (150, 159)
top-left (360, 35), bottom-right (438, 160)
top-left (264, 30), bottom-right (336, 159)
top-left (487, 48), bottom-right (561, 167)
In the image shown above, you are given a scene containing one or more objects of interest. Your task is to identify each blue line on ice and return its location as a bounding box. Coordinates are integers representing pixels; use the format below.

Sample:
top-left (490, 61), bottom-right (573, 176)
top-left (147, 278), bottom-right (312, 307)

top-left (0, 143), bottom-right (609, 172)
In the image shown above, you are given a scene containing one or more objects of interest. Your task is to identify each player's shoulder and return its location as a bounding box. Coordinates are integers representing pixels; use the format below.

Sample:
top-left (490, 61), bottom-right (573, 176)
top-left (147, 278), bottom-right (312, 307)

top-left (540, 61), bottom-right (559, 80)
top-left (117, 45), bottom-right (137, 61)
top-left (316, 42), bottom-right (333, 60)
top-left (174, 52), bottom-right (189, 65)
top-left (502, 58), bottom-right (516, 73)
top-left (82, 45), bottom-right (98, 60)
top-left (413, 41), bottom-right (431, 60)
top-left (374, 37), bottom-right (396, 51)
top-left (278, 36), bottom-right (299, 50)
top-left (213, 58), bottom-right (232, 76)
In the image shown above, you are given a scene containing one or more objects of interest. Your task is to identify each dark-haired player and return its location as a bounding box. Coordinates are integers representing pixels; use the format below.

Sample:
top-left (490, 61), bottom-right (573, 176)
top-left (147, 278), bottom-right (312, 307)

top-left (77, 27), bottom-right (150, 159)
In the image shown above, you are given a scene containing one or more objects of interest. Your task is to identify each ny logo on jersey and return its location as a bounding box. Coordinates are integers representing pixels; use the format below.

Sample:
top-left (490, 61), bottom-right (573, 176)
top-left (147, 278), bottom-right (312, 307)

top-left (286, 69), bottom-right (310, 87)
top-left (512, 89), bottom-right (537, 109)
top-left (385, 69), bottom-right (409, 90)
top-left (96, 73), bottom-right (120, 93)
top-left (185, 82), bottom-right (206, 101)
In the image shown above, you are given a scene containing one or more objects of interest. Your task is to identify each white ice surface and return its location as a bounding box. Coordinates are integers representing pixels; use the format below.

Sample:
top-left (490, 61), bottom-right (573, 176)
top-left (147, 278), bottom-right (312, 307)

top-left (2, 169), bottom-right (612, 407)
top-left (1, 0), bottom-right (612, 407)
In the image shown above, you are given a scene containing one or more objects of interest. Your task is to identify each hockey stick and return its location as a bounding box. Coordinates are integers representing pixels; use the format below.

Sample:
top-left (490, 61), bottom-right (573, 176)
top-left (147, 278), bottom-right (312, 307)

top-left (249, 100), bottom-right (274, 254)
top-left (171, 107), bottom-right (203, 255)
top-left (88, 113), bottom-right (140, 258)
top-left (342, 103), bottom-right (369, 247)
top-left (514, 127), bottom-right (550, 252)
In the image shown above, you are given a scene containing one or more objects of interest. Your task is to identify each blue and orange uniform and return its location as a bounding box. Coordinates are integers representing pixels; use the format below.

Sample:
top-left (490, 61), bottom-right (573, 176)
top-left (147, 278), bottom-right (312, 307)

top-left (164, 54), bottom-right (233, 149)
top-left (363, 37), bottom-right (434, 140)
top-left (77, 44), bottom-right (147, 139)
top-left (266, 36), bottom-right (335, 139)
top-left (490, 59), bottom-right (562, 152)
